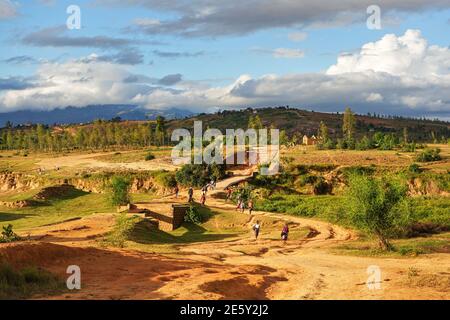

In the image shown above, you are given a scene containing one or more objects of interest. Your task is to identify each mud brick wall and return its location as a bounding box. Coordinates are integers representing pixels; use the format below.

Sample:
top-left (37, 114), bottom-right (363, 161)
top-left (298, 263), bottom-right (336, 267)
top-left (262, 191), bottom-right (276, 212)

top-left (144, 204), bottom-right (189, 232)
top-left (172, 205), bottom-right (189, 230)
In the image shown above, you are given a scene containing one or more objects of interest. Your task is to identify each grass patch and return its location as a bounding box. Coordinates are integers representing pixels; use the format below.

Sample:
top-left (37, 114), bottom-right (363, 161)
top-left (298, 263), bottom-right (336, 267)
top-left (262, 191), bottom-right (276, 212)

top-left (0, 192), bottom-right (114, 231)
top-left (101, 213), bottom-right (138, 248)
top-left (0, 263), bottom-right (64, 299)
top-left (333, 233), bottom-right (450, 257)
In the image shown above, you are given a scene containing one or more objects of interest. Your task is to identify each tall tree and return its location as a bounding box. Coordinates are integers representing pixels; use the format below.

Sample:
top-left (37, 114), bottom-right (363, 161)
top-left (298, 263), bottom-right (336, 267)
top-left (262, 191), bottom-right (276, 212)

top-left (155, 116), bottom-right (166, 146)
top-left (319, 121), bottom-right (329, 142)
top-left (342, 107), bottom-right (356, 140)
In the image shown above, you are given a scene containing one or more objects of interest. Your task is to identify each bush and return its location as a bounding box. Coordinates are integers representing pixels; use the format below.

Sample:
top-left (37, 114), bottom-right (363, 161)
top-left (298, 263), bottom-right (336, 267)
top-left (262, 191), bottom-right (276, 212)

top-left (104, 213), bottom-right (137, 248)
top-left (313, 178), bottom-right (332, 195)
top-left (0, 224), bottom-right (21, 243)
top-left (408, 163), bottom-right (422, 173)
top-left (153, 171), bottom-right (177, 189)
top-left (184, 205), bottom-right (203, 224)
top-left (176, 163), bottom-right (226, 187)
top-left (145, 152), bottom-right (155, 161)
top-left (108, 176), bottom-right (131, 206)
top-left (415, 148), bottom-right (441, 162)
top-left (402, 143), bottom-right (416, 152)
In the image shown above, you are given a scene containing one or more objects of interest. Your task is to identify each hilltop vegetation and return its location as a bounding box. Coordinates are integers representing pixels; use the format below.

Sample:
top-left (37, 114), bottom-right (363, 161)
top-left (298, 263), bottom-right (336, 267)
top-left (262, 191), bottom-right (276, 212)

top-left (0, 107), bottom-right (449, 152)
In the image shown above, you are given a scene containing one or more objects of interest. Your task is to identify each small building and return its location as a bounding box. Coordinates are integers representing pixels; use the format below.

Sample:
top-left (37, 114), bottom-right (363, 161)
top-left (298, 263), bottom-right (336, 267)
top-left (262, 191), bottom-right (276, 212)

top-left (302, 135), bottom-right (318, 145)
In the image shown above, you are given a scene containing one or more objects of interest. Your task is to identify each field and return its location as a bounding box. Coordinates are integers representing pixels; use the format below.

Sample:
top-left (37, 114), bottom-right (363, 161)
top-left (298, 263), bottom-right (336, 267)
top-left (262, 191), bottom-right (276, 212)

top-left (0, 145), bottom-right (449, 300)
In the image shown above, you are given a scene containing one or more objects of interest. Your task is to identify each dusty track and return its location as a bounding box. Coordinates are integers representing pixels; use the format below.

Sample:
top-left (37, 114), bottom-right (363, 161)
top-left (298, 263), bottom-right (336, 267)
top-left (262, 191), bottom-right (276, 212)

top-left (37, 152), bottom-right (178, 172)
top-left (1, 175), bottom-right (449, 299)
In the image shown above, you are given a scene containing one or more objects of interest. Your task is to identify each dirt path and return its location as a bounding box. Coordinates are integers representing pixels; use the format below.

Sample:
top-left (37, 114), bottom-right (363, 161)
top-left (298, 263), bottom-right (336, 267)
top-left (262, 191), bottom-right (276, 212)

top-left (2, 175), bottom-right (449, 300)
top-left (37, 152), bottom-right (178, 172)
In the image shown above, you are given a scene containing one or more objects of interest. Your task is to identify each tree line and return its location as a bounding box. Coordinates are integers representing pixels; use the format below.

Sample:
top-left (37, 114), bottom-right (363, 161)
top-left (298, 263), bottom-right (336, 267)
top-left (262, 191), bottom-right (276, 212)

top-left (0, 116), bottom-right (168, 152)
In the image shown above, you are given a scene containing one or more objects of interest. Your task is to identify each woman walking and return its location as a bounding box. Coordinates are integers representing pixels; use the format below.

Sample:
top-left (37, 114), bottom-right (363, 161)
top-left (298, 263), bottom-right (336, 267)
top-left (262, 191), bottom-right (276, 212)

top-left (252, 220), bottom-right (261, 240)
top-left (281, 223), bottom-right (289, 243)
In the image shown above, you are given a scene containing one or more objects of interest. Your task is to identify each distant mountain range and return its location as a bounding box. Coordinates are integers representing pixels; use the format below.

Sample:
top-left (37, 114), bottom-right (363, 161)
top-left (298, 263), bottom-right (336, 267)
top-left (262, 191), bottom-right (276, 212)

top-left (0, 105), bottom-right (195, 126)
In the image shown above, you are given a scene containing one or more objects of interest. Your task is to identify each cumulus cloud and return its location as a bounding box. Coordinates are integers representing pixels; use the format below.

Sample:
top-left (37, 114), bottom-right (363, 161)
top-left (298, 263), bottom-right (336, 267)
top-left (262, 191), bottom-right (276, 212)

top-left (327, 29), bottom-right (450, 76)
top-left (98, 0), bottom-right (450, 37)
top-left (1, 29), bottom-right (449, 118)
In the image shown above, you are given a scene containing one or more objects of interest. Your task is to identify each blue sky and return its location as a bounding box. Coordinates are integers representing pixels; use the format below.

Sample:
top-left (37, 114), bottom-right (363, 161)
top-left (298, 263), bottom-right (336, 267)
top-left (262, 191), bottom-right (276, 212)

top-left (0, 0), bottom-right (449, 118)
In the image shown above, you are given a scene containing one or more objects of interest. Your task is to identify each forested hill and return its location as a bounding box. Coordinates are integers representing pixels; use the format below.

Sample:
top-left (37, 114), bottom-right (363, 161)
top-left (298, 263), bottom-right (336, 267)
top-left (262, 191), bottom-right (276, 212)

top-left (167, 107), bottom-right (450, 142)
top-left (1, 107), bottom-right (449, 151)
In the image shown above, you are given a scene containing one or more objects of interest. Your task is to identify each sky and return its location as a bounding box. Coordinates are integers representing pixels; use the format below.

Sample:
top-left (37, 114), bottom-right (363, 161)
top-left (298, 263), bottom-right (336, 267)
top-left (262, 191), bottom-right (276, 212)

top-left (0, 0), bottom-right (449, 119)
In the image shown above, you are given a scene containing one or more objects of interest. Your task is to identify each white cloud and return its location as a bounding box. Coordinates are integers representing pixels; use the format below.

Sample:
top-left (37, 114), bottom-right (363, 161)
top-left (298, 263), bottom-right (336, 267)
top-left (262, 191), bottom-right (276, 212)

top-left (327, 29), bottom-right (450, 77)
top-left (1, 29), bottom-right (449, 118)
top-left (366, 93), bottom-right (384, 102)
top-left (288, 32), bottom-right (307, 42)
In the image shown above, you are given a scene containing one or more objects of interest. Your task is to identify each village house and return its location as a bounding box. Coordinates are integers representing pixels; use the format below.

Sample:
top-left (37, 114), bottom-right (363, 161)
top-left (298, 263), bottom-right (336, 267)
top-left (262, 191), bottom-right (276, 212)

top-left (302, 135), bottom-right (318, 145)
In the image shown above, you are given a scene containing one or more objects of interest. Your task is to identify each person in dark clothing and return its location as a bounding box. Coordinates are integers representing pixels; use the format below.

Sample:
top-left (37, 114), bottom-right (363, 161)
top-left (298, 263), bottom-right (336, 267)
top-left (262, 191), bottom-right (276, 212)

top-left (174, 185), bottom-right (179, 198)
top-left (188, 187), bottom-right (194, 202)
top-left (253, 220), bottom-right (261, 239)
top-left (281, 223), bottom-right (289, 243)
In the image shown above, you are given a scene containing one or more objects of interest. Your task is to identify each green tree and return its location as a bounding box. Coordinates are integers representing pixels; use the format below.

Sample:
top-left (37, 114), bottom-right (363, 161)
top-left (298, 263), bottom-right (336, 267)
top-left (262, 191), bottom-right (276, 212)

top-left (342, 107), bottom-right (356, 141)
top-left (108, 176), bottom-right (131, 207)
top-left (318, 121), bottom-right (329, 143)
top-left (346, 174), bottom-right (410, 251)
top-left (155, 116), bottom-right (166, 146)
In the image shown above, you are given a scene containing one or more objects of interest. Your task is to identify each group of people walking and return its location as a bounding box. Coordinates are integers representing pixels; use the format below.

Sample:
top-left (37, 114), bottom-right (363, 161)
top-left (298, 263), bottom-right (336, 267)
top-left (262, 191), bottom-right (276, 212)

top-left (179, 181), bottom-right (290, 243)
top-left (252, 220), bottom-right (290, 243)
top-left (185, 179), bottom-right (216, 206)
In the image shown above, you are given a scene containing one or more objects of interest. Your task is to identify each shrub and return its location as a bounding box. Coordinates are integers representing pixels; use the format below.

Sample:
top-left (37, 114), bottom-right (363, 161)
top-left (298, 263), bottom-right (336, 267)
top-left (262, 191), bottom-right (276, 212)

top-left (402, 143), bottom-right (417, 152)
top-left (184, 205), bottom-right (203, 224)
top-left (153, 171), bottom-right (177, 189)
top-left (145, 152), bottom-right (155, 161)
top-left (0, 224), bottom-right (21, 243)
top-left (108, 176), bottom-right (131, 206)
top-left (104, 213), bottom-right (137, 248)
top-left (408, 163), bottom-right (422, 174)
top-left (313, 178), bottom-right (332, 195)
top-left (176, 163), bottom-right (226, 187)
top-left (415, 148), bottom-right (441, 162)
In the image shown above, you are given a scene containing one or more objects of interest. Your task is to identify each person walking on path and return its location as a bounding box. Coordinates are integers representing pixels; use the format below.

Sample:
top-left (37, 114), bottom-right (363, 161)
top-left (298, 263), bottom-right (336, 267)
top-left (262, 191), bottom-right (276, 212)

top-left (188, 187), bottom-right (194, 202)
top-left (281, 223), bottom-right (289, 243)
top-left (200, 193), bottom-right (206, 206)
top-left (225, 187), bottom-right (232, 202)
top-left (248, 199), bottom-right (254, 215)
top-left (174, 185), bottom-right (179, 198)
top-left (239, 200), bottom-right (245, 213)
top-left (252, 220), bottom-right (261, 240)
